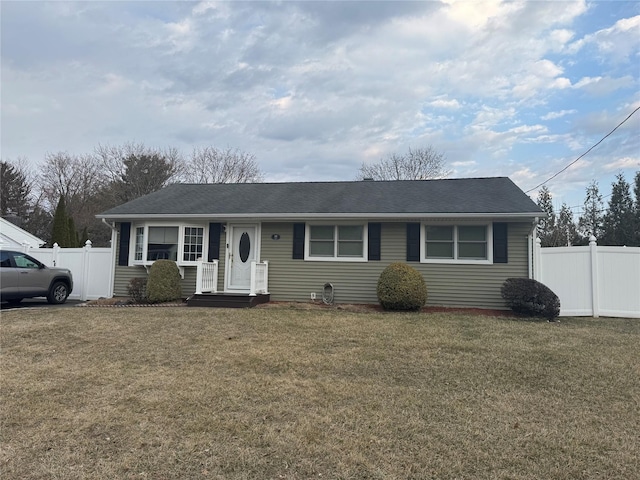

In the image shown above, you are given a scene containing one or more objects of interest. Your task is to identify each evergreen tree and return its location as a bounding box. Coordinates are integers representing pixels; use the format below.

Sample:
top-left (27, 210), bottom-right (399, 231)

top-left (79, 227), bottom-right (89, 246)
top-left (0, 159), bottom-right (32, 220)
top-left (67, 216), bottom-right (79, 247)
top-left (602, 173), bottom-right (635, 246)
top-left (556, 203), bottom-right (580, 246)
top-left (578, 180), bottom-right (604, 241)
top-left (51, 196), bottom-right (71, 247)
top-left (536, 186), bottom-right (557, 246)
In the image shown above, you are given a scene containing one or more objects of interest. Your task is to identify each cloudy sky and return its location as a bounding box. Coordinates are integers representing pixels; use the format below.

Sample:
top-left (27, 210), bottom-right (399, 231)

top-left (2, 0), bottom-right (639, 213)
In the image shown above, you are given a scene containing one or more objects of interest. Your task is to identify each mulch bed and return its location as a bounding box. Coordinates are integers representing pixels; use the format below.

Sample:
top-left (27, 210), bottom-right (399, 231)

top-left (81, 297), bottom-right (511, 316)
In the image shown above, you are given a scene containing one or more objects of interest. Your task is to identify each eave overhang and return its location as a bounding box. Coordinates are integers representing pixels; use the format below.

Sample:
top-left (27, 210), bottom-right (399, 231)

top-left (97, 212), bottom-right (542, 222)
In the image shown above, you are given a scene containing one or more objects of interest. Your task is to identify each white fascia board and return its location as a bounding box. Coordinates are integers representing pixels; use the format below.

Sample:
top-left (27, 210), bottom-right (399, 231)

top-left (97, 212), bottom-right (541, 221)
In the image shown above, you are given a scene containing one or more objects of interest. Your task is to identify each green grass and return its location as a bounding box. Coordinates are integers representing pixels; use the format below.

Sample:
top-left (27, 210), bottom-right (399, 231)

top-left (1, 306), bottom-right (638, 479)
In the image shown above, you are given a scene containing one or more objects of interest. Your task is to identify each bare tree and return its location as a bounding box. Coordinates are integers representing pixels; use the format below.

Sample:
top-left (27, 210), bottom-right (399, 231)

top-left (94, 143), bottom-right (184, 204)
top-left (356, 146), bottom-right (450, 181)
top-left (38, 152), bottom-right (105, 215)
top-left (37, 152), bottom-right (108, 245)
top-left (182, 146), bottom-right (263, 183)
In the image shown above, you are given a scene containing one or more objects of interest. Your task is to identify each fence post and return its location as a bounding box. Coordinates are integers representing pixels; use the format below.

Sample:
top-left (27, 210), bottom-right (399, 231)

top-left (21, 241), bottom-right (31, 253)
top-left (52, 243), bottom-right (60, 267)
top-left (589, 235), bottom-right (599, 318)
top-left (81, 240), bottom-right (92, 301)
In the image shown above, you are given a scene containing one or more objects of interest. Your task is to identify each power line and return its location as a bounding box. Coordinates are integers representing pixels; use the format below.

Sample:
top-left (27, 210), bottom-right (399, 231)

top-left (526, 105), bottom-right (640, 194)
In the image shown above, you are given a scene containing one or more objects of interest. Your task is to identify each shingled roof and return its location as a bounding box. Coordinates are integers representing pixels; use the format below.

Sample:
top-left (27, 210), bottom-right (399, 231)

top-left (97, 177), bottom-right (541, 219)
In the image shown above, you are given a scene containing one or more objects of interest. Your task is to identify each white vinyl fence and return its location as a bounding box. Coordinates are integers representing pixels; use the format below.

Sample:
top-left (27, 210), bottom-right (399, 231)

top-left (534, 237), bottom-right (640, 318)
top-left (23, 241), bottom-right (114, 301)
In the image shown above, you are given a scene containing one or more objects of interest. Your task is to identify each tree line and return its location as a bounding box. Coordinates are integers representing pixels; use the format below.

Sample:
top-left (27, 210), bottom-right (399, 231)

top-left (2, 144), bottom-right (450, 248)
top-left (536, 171), bottom-right (640, 247)
top-left (1, 144), bottom-right (263, 247)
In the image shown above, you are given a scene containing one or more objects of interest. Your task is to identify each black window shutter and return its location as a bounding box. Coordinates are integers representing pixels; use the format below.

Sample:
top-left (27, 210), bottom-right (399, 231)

top-left (368, 223), bottom-right (381, 261)
top-left (406, 223), bottom-right (420, 262)
top-left (118, 222), bottom-right (131, 266)
top-left (493, 222), bottom-right (508, 263)
top-left (208, 223), bottom-right (221, 261)
top-left (292, 223), bottom-right (305, 259)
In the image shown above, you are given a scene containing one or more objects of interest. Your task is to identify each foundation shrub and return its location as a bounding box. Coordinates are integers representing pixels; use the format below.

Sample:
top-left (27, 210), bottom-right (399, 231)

top-left (147, 260), bottom-right (183, 304)
top-left (501, 277), bottom-right (560, 320)
top-left (127, 277), bottom-right (148, 303)
top-left (377, 262), bottom-right (427, 311)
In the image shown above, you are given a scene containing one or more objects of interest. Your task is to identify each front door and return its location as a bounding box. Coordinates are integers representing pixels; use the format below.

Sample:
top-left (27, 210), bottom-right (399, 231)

top-left (227, 225), bottom-right (258, 291)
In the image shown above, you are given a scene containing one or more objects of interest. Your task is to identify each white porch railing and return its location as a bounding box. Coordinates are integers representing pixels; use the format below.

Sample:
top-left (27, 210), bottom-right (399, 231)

top-left (250, 261), bottom-right (269, 296)
top-left (195, 259), bottom-right (218, 294)
top-left (194, 259), bottom-right (269, 296)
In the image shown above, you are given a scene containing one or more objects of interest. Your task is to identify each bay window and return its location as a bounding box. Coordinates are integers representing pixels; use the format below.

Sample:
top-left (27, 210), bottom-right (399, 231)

top-left (131, 224), bottom-right (205, 265)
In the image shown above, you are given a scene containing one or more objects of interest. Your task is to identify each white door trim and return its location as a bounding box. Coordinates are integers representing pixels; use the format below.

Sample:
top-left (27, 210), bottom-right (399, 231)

top-left (224, 223), bottom-right (261, 292)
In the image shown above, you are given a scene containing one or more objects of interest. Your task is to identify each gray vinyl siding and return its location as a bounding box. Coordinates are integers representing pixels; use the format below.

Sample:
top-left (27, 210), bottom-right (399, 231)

top-left (261, 222), bottom-right (532, 309)
top-left (112, 220), bottom-right (532, 308)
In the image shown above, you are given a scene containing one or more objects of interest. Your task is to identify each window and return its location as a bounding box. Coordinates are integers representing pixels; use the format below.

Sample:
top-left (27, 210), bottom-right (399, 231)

top-left (147, 227), bottom-right (179, 261)
top-left (458, 226), bottom-right (487, 259)
top-left (425, 226), bottom-right (454, 259)
top-left (306, 224), bottom-right (366, 261)
top-left (183, 227), bottom-right (204, 262)
top-left (13, 253), bottom-right (41, 269)
top-left (131, 225), bottom-right (206, 265)
top-left (0, 251), bottom-right (12, 268)
top-left (134, 227), bottom-right (144, 261)
top-left (423, 224), bottom-right (491, 263)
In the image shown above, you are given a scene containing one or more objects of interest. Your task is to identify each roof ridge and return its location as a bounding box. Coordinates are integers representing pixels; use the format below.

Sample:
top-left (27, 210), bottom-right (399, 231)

top-left (175, 176), bottom-right (509, 187)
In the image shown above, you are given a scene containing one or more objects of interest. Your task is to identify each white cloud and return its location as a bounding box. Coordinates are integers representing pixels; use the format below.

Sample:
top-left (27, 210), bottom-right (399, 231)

top-left (569, 15), bottom-right (640, 62)
top-left (451, 160), bottom-right (476, 167)
top-left (428, 98), bottom-right (461, 110)
top-left (603, 157), bottom-right (640, 171)
top-left (573, 75), bottom-right (635, 96)
top-left (541, 109), bottom-right (577, 120)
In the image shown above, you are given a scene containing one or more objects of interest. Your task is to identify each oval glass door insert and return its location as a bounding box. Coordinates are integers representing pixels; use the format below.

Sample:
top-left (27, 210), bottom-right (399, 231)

top-left (239, 232), bottom-right (251, 263)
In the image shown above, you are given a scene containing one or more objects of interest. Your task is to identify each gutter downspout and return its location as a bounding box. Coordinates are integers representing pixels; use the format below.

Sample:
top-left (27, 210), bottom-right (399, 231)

top-left (102, 219), bottom-right (118, 298)
top-left (528, 217), bottom-right (539, 280)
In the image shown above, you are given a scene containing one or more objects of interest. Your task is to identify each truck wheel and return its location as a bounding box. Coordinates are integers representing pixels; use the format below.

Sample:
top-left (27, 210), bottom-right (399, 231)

top-left (47, 282), bottom-right (69, 304)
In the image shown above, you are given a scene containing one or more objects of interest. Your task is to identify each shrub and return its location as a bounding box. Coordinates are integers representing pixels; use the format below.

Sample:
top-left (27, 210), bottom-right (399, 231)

top-left (377, 262), bottom-right (427, 311)
top-left (146, 260), bottom-right (183, 304)
top-left (501, 277), bottom-right (560, 320)
top-left (127, 277), bottom-right (148, 304)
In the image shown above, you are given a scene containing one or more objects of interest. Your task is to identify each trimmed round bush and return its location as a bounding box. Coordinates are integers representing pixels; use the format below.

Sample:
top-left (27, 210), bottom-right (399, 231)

top-left (146, 260), bottom-right (183, 304)
top-left (501, 277), bottom-right (560, 320)
top-left (377, 262), bottom-right (427, 311)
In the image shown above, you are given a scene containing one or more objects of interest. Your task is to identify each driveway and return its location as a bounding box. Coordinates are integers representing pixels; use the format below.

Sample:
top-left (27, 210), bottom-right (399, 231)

top-left (1, 299), bottom-right (84, 310)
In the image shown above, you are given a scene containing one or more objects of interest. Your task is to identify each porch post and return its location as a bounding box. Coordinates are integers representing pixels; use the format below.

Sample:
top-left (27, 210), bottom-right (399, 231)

top-left (195, 258), bottom-right (203, 295)
top-left (249, 261), bottom-right (257, 296)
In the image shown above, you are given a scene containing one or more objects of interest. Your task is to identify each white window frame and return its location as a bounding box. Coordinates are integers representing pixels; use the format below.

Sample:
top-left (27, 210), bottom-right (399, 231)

top-left (304, 223), bottom-right (368, 262)
top-left (421, 223), bottom-right (493, 264)
top-left (129, 222), bottom-right (208, 267)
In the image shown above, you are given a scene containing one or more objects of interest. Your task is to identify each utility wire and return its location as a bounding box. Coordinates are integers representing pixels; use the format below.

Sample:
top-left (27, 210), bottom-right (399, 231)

top-left (526, 105), bottom-right (640, 194)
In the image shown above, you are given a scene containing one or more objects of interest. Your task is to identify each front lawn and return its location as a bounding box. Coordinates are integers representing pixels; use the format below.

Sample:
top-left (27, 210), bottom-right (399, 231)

top-left (1, 306), bottom-right (638, 479)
